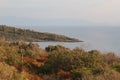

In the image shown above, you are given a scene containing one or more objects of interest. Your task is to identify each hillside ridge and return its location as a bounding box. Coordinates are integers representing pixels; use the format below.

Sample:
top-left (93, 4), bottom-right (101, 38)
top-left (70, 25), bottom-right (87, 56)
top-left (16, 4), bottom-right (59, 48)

top-left (0, 25), bottom-right (81, 42)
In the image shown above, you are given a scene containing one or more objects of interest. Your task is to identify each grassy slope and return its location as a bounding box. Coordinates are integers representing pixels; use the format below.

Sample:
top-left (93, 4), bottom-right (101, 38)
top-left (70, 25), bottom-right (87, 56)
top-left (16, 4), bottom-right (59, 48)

top-left (0, 25), bottom-right (81, 42)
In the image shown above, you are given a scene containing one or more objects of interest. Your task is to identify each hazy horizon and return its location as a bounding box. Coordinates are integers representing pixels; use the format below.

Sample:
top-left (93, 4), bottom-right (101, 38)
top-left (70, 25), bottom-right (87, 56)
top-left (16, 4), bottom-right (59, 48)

top-left (0, 0), bottom-right (120, 27)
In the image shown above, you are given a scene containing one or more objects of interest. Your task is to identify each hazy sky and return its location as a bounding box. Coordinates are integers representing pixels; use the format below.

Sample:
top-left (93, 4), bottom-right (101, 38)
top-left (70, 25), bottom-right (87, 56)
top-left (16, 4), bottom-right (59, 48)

top-left (0, 0), bottom-right (120, 26)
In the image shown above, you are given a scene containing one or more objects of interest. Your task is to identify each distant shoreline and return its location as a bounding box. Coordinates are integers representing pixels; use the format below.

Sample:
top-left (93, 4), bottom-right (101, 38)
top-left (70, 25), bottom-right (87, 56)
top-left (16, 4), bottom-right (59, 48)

top-left (0, 25), bottom-right (82, 42)
top-left (26, 40), bottom-right (83, 43)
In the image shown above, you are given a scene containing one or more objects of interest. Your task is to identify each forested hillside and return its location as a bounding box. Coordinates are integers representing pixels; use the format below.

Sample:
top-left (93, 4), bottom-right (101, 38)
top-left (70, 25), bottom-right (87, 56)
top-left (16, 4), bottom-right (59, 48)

top-left (0, 25), bottom-right (80, 42)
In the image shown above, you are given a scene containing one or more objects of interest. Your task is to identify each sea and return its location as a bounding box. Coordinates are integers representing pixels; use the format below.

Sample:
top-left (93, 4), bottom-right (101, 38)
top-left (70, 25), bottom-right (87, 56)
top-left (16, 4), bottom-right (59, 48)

top-left (18, 26), bottom-right (120, 54)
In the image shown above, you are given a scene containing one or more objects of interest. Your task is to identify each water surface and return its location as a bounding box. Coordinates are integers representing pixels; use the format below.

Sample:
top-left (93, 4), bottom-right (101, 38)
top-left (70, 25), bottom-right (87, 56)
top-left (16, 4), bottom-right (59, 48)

top-left (22, 26), bottom-right (120, 54)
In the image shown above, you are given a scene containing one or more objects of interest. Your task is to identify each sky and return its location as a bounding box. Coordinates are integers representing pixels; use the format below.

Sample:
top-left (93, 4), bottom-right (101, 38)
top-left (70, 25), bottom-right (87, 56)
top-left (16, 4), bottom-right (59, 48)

top-left (0, 0), bottom-right (120, 27)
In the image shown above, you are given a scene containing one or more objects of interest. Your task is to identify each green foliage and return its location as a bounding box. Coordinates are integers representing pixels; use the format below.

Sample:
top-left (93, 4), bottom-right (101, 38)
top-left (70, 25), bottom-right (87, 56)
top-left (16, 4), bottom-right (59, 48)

top-left (0, 42), bottom-right (21, 65)
top-left (12, 41), bottom-right (45, 58)
top-left (112, 62), bottom-right (120, 72)
top-left (45, 45), bottom-right (70, 52)
top-left (0, 38), bottom-right (47, 79)
top-left (71, 68), bottom-right (91, 80)
top-left (40, 46), bottom-right (106, 80)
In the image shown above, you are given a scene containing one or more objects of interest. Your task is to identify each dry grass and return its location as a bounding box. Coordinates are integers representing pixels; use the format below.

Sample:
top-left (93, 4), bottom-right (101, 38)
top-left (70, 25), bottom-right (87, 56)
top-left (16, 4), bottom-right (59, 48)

top-left (0, 62), bottom-right (29, 80)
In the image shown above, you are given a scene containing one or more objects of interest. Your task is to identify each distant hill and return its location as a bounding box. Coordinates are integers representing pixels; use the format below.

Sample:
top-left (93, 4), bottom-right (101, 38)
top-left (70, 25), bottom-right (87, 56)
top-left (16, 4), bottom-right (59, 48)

top-left (0, 25), bottom-right (81, 42)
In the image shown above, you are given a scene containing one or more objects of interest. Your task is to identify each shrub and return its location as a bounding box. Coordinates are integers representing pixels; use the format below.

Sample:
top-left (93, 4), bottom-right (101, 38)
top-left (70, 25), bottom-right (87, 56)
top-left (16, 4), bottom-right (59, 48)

top-left (57, 70), bottom-right (71, 79)
top-left (101, 52), bottom-right (120, 65)
top-left (112, 62), bottom-right (120, 72)
top-left (45, 45), bottom-right (70, 52)
top-left (71, 68), bottom-right (91, 80)
top-left (39, 47), bottom-right (106, 80)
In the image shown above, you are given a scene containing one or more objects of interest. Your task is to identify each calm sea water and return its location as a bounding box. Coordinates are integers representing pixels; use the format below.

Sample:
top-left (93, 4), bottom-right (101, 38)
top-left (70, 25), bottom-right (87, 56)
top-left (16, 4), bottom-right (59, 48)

top-left (20, 26), bottom-right (120, 54)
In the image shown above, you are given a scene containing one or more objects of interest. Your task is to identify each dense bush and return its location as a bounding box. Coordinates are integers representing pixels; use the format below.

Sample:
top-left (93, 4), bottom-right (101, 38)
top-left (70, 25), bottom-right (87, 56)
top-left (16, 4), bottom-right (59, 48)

top-left (40, 46), bottom-right (108, 80)
top-left (0, 39), bottom-right (47, 79)
top-left (112, 62), bottom-right (120, 72)
top-left (45, 45), bottom-right (70, 52)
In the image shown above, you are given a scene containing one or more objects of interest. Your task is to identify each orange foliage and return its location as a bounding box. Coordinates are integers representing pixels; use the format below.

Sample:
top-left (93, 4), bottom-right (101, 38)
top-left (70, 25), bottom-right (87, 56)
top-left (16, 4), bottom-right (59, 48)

top-left (57, 70), bottom-right (71, 79)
